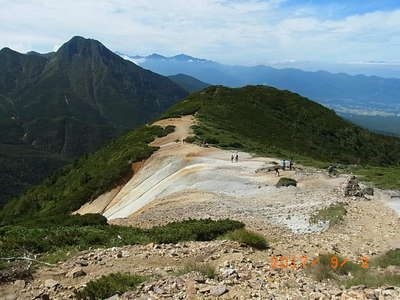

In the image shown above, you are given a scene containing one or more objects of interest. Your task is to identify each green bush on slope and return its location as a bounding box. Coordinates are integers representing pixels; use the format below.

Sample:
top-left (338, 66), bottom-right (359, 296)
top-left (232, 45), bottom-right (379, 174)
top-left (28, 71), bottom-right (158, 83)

top-left (276, 177), bottom-right (297, 187)
top-left (222, 229), bottom-right (269, 250)
top-left (76, 272), bottom-right (148, 300)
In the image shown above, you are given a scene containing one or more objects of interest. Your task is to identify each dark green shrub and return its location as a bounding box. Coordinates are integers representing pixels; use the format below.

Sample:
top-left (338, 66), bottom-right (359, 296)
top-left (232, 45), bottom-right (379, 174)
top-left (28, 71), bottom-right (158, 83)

top-left (184, 136), bottom-right (197, 143)
top-left (162, 125), bottom-right (176, 136)
top-left (19, 214), bottom-right (108, 227)
top-left (146, 219), bottom-right (244, 244)
top-left (372, 248), bottom-right (400, 268)
top-left (0, 219), bottom-right (244, 258)
top-left (76, 273), bottom-right (147, 300)
top-left (227, 142), bottom-right (243, 148)
top-left (207, 137), bottom-right (219, 144)
top-left (222, 229), bottom-right (268, 250)
top-left (276, 177), bottom-right (297, 187)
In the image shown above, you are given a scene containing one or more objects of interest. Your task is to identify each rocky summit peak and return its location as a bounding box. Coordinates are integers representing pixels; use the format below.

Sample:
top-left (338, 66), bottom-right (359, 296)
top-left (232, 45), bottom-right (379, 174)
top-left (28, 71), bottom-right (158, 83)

top-left (56, 36), bottom-right (112, 60)
top-left (0, 47), bottom-right (21, 56)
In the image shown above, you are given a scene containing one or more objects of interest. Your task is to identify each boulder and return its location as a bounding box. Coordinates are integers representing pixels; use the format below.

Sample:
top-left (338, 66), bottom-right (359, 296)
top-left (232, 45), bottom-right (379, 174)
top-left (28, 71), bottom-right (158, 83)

top-left (210, 285), bottom-right (228, 296)
top-left (66, 267), bottom-right (86, 278)
top-left (362, 187), bottom-right (374, 196)
top-left (44, 279), bottom-right (59, 289)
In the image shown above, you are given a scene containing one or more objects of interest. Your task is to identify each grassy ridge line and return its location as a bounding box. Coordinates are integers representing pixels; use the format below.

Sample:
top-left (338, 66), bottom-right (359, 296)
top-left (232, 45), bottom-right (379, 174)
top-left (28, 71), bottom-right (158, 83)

top-left (162, 85), bottom-right (400, 188)
top-left (0, 125), bottom-right (174, 225)
top-left (163, 85), bottom-right (400, 166)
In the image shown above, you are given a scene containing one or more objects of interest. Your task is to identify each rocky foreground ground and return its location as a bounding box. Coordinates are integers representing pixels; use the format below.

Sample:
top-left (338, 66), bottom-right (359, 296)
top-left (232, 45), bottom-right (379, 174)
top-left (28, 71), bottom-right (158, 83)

top-left (2, 240), bottom-right (400, 300)
top-left (1, 173), bottom-right (400, 300)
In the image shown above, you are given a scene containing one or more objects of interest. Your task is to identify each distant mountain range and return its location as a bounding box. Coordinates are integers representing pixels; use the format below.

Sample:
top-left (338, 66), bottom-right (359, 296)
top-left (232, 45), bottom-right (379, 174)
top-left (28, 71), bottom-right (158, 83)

top-left (0, 37), bottom-right (188, 208)
top-left (269, 60), bottom-right (400, 79)
top-left (119, 52), bottom-right (400, 117)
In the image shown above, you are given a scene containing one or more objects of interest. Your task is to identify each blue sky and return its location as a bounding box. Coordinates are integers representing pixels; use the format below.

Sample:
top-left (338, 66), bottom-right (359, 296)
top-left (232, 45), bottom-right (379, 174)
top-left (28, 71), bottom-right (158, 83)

top-left (280, 0), bottom-right (400, 18)
top-left (0, 0), bottom-right (399, 65)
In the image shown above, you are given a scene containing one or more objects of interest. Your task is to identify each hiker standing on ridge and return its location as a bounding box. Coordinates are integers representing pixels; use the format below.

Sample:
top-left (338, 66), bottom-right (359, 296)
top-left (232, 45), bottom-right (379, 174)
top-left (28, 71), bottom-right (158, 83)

top-left (289, 159), bottom-right (294, 171)
top-left (328, 165), bottom-right (337, 177)
top-left (231, 153), bottom-right (235, 162)
top-left (235, 153), bottom-right (239, 162)
top-left (274, 164), bottom-right (280, 176)
top-left (281, 160), bottom-right (286, 171)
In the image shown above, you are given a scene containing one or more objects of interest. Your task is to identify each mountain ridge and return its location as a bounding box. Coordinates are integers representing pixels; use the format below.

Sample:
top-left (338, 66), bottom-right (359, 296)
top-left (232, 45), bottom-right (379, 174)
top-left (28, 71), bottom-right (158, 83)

top-left (0, 36), bottom-right (188, 208)
top-left (121, 51), bottom-right (400, 121)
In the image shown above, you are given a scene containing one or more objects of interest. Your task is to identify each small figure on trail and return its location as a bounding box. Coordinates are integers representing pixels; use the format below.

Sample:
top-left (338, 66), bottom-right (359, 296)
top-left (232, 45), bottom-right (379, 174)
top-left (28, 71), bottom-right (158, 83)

top-left (274, 164), bottom-right (280, 176)
top-left (281, 160), bottom-right (286, 171)
top-left (231, 153), bottom-right (235, 162)
top-left (235, 153), bottom-right (239, 162)
top-left (328, 165), bottom-right (337, 177)
top-left (289, 159), bottom-right (294, 171)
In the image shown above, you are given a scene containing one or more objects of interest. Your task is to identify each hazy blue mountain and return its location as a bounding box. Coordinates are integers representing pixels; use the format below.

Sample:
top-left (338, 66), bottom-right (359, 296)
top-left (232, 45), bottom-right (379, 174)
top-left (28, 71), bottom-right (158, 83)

top-left (0, 36), bottom-right (188, 208)
top-left (168, 74), bottom-right (210, 93)
top-left (120, 53), bottom-right (400, 117)
top-left (271, 60), bottom-right (400, 79)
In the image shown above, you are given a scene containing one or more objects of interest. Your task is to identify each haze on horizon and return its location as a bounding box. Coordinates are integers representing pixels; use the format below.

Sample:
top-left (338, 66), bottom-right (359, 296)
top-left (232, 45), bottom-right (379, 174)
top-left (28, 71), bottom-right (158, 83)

top-left (1, 0), bottom-right (399, 67)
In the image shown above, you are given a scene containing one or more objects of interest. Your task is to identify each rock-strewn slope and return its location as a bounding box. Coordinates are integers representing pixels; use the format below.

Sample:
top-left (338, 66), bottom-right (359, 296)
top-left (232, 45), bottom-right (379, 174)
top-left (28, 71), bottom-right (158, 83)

top-left (2, 241), bottom-right (400, 299)
top-left (2, 116), bottom-right (400, 299)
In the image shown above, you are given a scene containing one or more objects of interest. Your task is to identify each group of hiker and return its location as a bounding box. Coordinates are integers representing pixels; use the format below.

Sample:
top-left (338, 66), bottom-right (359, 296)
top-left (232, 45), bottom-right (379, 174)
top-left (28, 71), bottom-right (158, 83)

top-left (273, 159), bottom-right (294, 176)
top-left (228, 153), bottom-right (295, 177)
top-left (231, 152), bottom-right (239, 163)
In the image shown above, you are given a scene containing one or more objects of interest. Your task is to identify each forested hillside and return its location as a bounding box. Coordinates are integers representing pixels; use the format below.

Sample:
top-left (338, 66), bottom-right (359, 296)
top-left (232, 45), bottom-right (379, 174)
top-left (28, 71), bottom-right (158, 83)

top-left (0, 36), bottom-right (187, 208)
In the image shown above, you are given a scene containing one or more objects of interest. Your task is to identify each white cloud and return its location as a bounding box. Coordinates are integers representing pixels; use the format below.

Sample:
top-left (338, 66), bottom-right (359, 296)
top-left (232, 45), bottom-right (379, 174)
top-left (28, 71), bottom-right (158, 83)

top-left (0, 0), bottom-right (399, 65)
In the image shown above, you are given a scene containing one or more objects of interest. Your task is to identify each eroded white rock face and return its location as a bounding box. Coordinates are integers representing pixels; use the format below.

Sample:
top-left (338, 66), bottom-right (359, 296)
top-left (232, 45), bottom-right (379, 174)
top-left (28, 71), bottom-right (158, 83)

top-left (75, 116), bottom-right (368, 234)
top-left (102, 149), bottom-right (277, 220)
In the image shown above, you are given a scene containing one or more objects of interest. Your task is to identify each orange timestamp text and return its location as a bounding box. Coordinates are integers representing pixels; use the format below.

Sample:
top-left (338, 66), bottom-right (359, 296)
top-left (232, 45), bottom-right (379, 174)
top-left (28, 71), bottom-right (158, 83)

top-left (271, 255), bottom-right (369, 270)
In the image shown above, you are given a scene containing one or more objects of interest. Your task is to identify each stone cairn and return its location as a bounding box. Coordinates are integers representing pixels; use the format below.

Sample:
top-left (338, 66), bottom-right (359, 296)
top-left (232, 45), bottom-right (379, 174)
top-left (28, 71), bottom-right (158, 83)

top-left (343, 176), bottom-right (364, 197)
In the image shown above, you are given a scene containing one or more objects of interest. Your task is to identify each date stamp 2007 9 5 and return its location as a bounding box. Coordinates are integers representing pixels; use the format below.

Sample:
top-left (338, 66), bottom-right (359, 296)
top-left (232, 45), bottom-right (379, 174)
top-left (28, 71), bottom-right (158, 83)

top-left (271, 256), bottom-right (369, 270)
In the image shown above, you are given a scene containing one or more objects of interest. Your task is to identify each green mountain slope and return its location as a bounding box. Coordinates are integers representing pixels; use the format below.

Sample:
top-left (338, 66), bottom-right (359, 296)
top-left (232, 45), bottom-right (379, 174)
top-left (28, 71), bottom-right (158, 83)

top-left (0, 36), bottom-right (188, 208)
top-left (3, 85), bottom-right (400, 225)
top-left (168, 73), bottom-right (210, 93)
top-left (163, 85), bottom-right (400, 166)
top-left (0, 124), bottom-right (174, 225)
